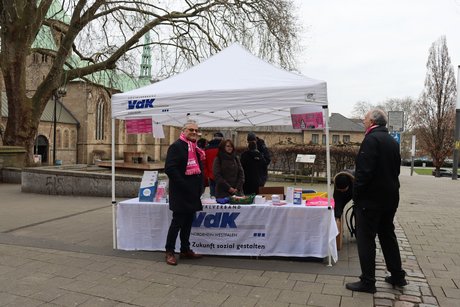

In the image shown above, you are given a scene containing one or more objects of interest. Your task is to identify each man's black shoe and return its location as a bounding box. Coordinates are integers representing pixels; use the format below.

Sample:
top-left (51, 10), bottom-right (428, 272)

top-left (384, 276), bottom-right (407, 287)
top-left (345, 281), bottom-right (376, 294)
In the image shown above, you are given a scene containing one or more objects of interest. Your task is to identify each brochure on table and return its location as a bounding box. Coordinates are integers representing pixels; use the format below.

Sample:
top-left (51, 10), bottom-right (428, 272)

top-left (138, 171), bottom-right (158, 202)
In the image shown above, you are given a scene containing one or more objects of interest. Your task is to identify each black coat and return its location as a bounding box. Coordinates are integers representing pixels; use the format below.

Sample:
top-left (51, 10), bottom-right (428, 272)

top-left (164, 139), bottom-right (204, 213)
top-left (213, 151), bottom-right (244, 198)
top-left (241, 149), bottom-right (266, 194)
top-left (353, 126), bottom-right (400, 210)
top-left (256, 138), bottom-right (271, 184)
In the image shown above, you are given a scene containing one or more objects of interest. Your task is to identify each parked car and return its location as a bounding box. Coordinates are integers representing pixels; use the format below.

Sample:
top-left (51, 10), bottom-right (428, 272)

top-left (401, 157), bottom-right (433, 167)
top-left (432, 169), bottom-right (453, 177)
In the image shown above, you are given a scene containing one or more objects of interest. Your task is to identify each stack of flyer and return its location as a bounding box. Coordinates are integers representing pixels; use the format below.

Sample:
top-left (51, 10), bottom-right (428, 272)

top-left (138, 171), bottom-right (158, 202)
top-left (154, 180), bottom-right (168, 203)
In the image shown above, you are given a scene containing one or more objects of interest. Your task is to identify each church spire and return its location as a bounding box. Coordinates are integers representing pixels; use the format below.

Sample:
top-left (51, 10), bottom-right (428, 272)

top-left (139, 32), bottom-right (152, 81)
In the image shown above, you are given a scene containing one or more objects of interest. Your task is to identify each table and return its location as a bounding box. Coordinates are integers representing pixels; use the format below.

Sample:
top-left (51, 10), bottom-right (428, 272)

top-left (116, 199), bottom-right (338, 262)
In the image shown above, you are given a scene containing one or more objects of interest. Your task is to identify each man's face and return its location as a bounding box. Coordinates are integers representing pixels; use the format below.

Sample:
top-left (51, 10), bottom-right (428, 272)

top-left (363, 112), bottom-right (373, 130)
top-left (183, 123), bottom-right (199, 142)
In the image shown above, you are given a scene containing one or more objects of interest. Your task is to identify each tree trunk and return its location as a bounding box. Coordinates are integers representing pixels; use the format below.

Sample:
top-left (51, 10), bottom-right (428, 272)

top-left (434, 167), bottom-right (441, 177)
top-left (3, 95), bottom-right (43, 166)
top-left (1, 41), bottom-right (44, 166)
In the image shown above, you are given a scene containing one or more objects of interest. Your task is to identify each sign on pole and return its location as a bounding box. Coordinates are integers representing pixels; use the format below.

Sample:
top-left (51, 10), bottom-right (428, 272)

top-left (296, 154), bottom-right (316, 163)
top-left (294, 154), bottom-right (316, 185)
top-left (388, 111), bottom-right (404, 132)
top-left (390, 132), bottom-right (400, 144)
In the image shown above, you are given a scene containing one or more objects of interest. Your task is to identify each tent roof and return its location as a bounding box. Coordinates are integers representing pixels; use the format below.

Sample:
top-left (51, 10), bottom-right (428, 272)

top-left (111, 43), bottom-right (328, 127)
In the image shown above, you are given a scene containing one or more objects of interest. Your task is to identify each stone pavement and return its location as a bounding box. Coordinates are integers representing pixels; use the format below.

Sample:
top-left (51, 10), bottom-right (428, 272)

top-left (0, 166), bottom-right (458, 306)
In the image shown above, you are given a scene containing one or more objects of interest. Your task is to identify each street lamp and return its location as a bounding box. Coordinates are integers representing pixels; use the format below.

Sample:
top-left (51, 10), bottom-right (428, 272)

top-left (53, 87), bottom-right (67, 165)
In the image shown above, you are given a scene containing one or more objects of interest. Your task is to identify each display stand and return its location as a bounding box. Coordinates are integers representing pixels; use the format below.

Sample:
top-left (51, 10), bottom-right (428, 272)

top-left (294, 154), bottom-right (316, 185)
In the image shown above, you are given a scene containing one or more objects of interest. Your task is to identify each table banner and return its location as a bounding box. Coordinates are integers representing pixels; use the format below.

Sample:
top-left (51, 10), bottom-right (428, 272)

top-left (116, 200), bottom-right (338, 261)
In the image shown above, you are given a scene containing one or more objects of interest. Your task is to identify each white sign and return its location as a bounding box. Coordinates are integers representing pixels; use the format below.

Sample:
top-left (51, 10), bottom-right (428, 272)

top-left (411, 135), bottom-right (416, 157)
top-left (296, 154), bottom-right (316, 163)
top-left (388, 111), bottom-right (404, 132)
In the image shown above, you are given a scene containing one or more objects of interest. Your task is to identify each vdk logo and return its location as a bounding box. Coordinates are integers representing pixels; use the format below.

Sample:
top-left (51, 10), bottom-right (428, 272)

top-left (193, 212), bottom-right (240, 228)
top-left (127, 98), bottom-right (155, 110)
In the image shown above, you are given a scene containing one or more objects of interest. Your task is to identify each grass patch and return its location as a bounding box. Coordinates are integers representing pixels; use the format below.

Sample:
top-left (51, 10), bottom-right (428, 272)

top-left (414, 168), bottom-right (433, 175)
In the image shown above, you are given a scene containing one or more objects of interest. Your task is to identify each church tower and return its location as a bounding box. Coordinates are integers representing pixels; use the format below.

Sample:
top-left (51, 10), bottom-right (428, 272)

top-left (139, 32), bottom-right (152, 83)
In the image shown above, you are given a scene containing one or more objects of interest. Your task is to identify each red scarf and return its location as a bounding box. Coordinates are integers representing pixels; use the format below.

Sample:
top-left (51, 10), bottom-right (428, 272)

top-left (179, 132), bottom-right (205, 175)
top-left (365, 124), bottom-right (379, 135)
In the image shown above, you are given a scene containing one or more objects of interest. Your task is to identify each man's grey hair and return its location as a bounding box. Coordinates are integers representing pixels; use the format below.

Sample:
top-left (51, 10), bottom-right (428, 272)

top-left (182, 119), bottom-right (198, 130)
top-left (368, 109), bottom-right (387, 126)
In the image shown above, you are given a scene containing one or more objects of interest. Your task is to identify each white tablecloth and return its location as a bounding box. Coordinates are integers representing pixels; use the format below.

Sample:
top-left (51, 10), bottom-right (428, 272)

top-left (116, 199), bottom-right (338, 261)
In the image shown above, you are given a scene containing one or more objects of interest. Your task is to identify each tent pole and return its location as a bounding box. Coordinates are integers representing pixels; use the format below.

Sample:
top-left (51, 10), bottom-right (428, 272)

top-left (323, 106), bottom-right (333, 266)
top-left (111, 118), bottom-right (117, 249)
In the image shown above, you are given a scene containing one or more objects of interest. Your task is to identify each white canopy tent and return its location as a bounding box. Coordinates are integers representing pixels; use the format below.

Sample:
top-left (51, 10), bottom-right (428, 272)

top-left (110, 43), bottom-right (334, 263)
top-left (111, 43), bottom-right (327, 126)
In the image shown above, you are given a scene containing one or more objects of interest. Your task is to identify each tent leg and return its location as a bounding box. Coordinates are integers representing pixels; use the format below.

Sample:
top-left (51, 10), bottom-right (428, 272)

top-left (112, 201), bottom-right (117, 249)
top-left (111, 118), bottom-right (117, 249)
top-left (323, 105), bottom-right (334, 266)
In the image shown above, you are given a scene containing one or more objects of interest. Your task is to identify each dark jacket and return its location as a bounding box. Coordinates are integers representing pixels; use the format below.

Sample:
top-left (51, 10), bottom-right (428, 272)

top-left (164, 139), bottom-right (204, 213)
top-left (256, 138), bottom-right (271, 185)
top-left (353, 126), bottom-right (400, 210)
top-left (204, 139), bottom-right (221, 181)
top-left (241, 148), bottom-right (266, 195)
top-left (333, 170), bottom-right (354, 218)
top-left (213, 151), bottom-right (245, 198)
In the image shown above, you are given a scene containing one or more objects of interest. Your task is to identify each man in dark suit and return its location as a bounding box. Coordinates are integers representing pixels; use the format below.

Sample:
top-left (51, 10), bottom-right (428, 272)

top-left (247, 132), bottom-right (271, 186)
top-left (164, 120), bottom-right (204, 265)
top-left (345, 109), bottom-right (406, 293)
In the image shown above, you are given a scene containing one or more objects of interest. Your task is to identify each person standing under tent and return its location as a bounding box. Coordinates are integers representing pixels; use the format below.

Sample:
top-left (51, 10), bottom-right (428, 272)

top-left (241, 140), bottom-right (266, 195)
top-left (204, 132), bottom-right (223, 197)
top-left (247, 132), bottom-right (271, 186)
top-left (345, 109), bottom-right (406, 293)
top-left (164, 120), bottom-right (205, 266)
top-left (213, 139), bottom-right (244, 198)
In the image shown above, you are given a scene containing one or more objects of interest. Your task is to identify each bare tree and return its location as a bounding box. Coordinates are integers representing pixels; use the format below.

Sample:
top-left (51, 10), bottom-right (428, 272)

top-left (351, 98), bottom-right (416, 129)
top-left (415, 36), bottom-right (456, 177)
top-left (351, 100), bottom-right (374, 120)
top-left (0, 0), bottom-right (300, 165)
top-left (351, 97), bottom-right (417, 161)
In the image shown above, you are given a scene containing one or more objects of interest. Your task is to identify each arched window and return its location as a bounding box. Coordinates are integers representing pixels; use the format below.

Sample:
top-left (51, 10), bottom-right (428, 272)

top-left (63, 129), bottom-right (69, 148)
top-left (56, 129), bottom-right (62, 148)
top-left (70, 130), bottom-right (76, 148)
top-left (96, 99), bottom-right (105, 140)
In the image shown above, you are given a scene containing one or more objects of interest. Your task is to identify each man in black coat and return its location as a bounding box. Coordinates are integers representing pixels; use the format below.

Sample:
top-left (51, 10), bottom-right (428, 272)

top-left (241, 140), bottom-right (266, 195)
top-left (247, 132), bottom-right (271, 186)
top-left (164, 120), bottom-right (204, 265)
top-left (345, 109), bottom-right (406, 293)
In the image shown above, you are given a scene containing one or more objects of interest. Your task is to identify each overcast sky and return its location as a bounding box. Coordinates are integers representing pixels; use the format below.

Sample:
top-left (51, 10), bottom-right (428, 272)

top-left (295, 0), bottom-right (460, 117)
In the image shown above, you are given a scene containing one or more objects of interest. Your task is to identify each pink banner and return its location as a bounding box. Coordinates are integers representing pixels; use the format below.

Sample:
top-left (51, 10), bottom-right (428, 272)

top-left (291, 112), bottom-right (324, 129)
top-left (126, 118), bottom-right (152, 134)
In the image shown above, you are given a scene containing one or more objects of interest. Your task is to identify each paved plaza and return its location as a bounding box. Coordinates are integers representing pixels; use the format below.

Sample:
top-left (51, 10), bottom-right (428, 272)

top-left (0, 167), bottom-right (459, 306)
